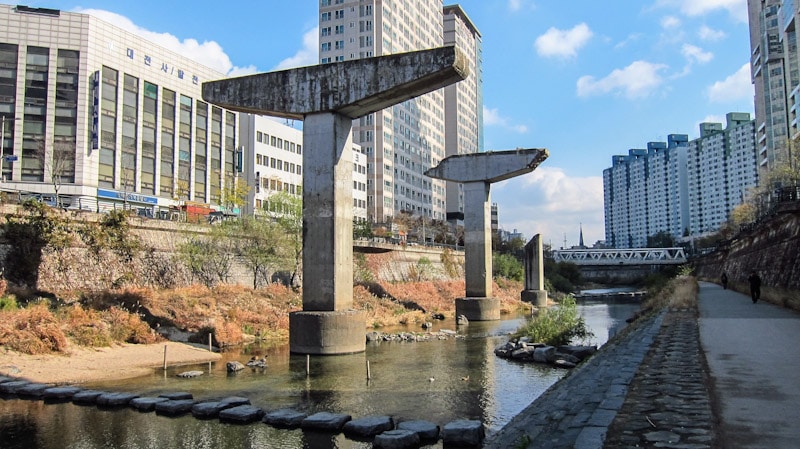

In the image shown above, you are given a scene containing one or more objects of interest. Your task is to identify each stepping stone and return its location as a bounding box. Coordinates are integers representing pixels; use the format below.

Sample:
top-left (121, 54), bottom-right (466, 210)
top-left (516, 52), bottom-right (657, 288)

top-left (155, 399), bottom-right (195, 416)
top-left (301, 412), bottom-right (352, 432)
top-left (342, 415), bottom-right (394, 437)
top-left (158, 392), bottom-right (193, 400)
top-left (130, 397), bottom-right (169, 412)
top-left (373, 429), bottom-right (420, 449)
top-left (396, 420), bottom-right (439, 441)
top-left (226, 361), bottom-right (245, 372)
top-left (176, 370), bottom-right (203, 378)
top-left (43, 386), bottom-right (83, 402)
top-left (442, 420), bottom-right (484, 447)
top-left (0, 380), bottom-right (30, 394)
top-left (96, 392), bottom-right (140, 407)
top-left (191, 401), bottom-right (226, 419)
top-left (72, 390), bottom-right (106, 405)
top-left (219, 405), bottom-right (264, 424)
top-left (16, 383), bottom-right (51, 398)
top-left (219, 396), bottom-right (250, 407)
top-left (262, 408), bottom-right (307, 428)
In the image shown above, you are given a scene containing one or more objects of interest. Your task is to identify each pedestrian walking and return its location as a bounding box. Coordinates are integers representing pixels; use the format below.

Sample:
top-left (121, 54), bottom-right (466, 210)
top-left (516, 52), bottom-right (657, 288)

top-left (721, 272), bottom-right (728, 289)
top-left (748, 271), bottom-right (762, 303)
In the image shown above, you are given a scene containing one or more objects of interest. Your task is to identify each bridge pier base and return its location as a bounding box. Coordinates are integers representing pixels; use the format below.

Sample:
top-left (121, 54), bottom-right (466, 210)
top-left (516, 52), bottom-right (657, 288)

top-left (289, 310), bottom-right (365, 355)
top-left (521, 290), bottom-right (548, 307)
top-left (456, 297), bottom-right (501, 321)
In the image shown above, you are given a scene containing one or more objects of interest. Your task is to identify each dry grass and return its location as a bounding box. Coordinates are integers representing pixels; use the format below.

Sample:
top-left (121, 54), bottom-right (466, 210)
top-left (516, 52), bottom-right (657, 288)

top-left (1, 275), bottom-right (529, 352)
top-left (642, 275), bottom-right (699, 310)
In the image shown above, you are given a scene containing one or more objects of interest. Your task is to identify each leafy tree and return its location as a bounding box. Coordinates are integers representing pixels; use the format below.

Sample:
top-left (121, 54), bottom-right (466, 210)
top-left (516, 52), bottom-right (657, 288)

top-left (647, 231), bottom-right (675, 248)
top-left (265, 191), bottom-right (303, 288)
top-left (223, 177), bottom-right (251, 214)
top-left (493, 252), bottom-right (523, 281)
top-left (177, 227), bottom-right (235, 288)
top-left (2, 200), bottom-right (73, 287)
top-left (353, 219), bottom-right (374, 239)
top-left (224, 217), bottom-right (284, 288)
top-left (34, 139), bottom-right (75, 208)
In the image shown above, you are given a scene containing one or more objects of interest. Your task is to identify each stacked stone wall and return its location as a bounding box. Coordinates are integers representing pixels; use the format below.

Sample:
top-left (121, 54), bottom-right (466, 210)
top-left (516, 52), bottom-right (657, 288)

top-left (694, 202), bottom-right (800, 309)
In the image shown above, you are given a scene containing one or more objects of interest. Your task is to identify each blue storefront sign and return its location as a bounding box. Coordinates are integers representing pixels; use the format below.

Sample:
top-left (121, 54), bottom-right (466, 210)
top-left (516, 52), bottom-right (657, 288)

top-left (97, 189), bottom-right (158, 205)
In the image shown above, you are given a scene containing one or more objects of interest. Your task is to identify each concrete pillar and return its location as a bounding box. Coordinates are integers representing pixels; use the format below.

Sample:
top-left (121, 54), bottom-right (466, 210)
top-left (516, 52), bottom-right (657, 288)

top-left (287, 112), bottom-right (365, 355)
top-left (521, 233), bottom-right (548, 307)
top-left (203, 46), bottom-right (469, 354)
top-left (425, 149), bottom-right (550, 321)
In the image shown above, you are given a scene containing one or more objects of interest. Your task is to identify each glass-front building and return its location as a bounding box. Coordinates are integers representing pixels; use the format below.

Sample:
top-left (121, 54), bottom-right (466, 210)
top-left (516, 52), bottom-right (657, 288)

top-left (0, 5), bottom-right (239, 213)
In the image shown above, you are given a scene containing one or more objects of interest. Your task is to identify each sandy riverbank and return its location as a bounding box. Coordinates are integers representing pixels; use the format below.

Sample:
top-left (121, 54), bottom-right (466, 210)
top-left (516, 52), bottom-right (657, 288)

top-left (0, 341), bottom-right (221, 384)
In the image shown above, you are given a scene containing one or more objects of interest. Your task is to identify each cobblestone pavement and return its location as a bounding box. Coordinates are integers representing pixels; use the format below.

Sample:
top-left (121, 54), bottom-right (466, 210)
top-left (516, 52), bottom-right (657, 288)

top-left (603, 309), bottom-right (717, 449)
top-left (484, 310), bottom-right (666, 449)
top-left (485, 307), bottom-right (719, 449)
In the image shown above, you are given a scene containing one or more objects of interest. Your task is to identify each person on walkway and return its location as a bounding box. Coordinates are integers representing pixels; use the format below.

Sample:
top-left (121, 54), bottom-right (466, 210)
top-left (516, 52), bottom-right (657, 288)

top-left (721, 272), bottom-right (728, 289)
top-left (748, 271), bottom-right (762, 303)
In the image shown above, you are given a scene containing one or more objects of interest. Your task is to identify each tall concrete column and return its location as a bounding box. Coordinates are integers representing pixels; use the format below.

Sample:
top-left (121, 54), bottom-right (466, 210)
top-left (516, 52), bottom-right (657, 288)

top-left (425, 148), bottom-right (549, 321)
top-left (463, 181), bottom-right (492, 298)
top-left (203, 46), bottom-right (469, 354)
top-left (521, 233), bottom-right (548, 307)
top-left (301, 113), bottom-right (354, 312)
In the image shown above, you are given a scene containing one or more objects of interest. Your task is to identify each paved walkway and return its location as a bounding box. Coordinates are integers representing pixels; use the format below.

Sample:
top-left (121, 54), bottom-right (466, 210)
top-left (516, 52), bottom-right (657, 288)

top-left (486, 281), bottom-right (800, 449)
top-left (698, 281), bottom-right (800, 449)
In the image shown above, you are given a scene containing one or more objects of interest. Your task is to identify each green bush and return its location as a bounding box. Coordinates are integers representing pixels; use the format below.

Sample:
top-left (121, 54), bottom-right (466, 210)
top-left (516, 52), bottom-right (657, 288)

top-left (512, 295), bottom-right (593, 346)
top-left (493, 252), bottom-right (523, 281)
top-left (0, 295), bottom-right (18, 311)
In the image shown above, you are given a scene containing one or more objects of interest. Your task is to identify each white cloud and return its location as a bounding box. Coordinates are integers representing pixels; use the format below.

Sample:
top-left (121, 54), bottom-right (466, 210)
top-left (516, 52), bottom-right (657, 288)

top-left (75, 9), bottom-right (253, 76)
top-left (661, 16), bottom-right (682, 29)
top-left (492, 166), bottom-right (605, 247)
top-left (508, 0), bottom-right (536, 12)
top-left (535, 23), bottom-right (593, 59)
top-left (707, 63), bottom-right (753, 102)
top-left (655, 0), bottom-right (748, 23)
top-left (698, 25), bottom-right (726, 41)
top-left (577, 61), bottom-right (668, 99)
top-left (681, 44), bottom-right (714, 64)
top-left (615, 33), bottom-right (643, 49)
top-left (484, 106), bottom-right (529, 134)
top-left (273, 27), bottom-right (319, 71)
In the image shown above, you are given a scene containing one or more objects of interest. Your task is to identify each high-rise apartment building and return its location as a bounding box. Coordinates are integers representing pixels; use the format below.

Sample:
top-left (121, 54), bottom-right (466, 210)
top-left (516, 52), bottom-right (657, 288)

top-left (604, 113), bottom-right (758, 248)
top-left (748, 0), bottom-right (800, 174)
top-left (318, 1), bottom-right (482, 225)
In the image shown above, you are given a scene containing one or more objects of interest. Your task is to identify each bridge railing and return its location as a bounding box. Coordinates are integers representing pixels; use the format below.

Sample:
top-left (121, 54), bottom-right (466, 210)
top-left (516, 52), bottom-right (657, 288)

top-left (552, 247), bottom-right (687, 265)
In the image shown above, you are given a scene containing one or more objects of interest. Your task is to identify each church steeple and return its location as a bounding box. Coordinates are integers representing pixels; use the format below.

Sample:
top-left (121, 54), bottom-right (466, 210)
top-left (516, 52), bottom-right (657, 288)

top-left (579, 223), bottom-right (585, 248)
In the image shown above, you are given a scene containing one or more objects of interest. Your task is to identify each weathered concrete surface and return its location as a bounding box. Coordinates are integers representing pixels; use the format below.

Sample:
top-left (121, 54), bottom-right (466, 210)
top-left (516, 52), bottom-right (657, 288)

top-left (522, 234), bottom-right (547, 307)
top-left (424, 148), bottom-right (548, 183)
top-left (301, 113), bottom-right (355, 312)
top-left (289, 310), bottom-right (366, 355)
top-left (427, 149), bottom-right (549, 320)
top-left (202, 46), bottom-right (468, 120)
top-left (204, 46), bottom-right (469, 355)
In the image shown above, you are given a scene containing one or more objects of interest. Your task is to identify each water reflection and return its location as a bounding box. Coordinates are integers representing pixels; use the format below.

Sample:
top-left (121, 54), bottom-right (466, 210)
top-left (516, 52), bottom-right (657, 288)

top-left (0, 301), bottom-right (640, 449)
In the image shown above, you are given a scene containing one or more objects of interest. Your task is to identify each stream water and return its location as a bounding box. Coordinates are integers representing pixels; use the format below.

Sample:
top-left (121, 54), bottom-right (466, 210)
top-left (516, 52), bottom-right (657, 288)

top-left (0, 298), bottom-right (640, 449)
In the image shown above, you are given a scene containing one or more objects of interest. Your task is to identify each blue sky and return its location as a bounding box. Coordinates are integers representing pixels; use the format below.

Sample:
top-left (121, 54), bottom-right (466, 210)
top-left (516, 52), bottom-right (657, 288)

top-left (32, 0), bottom-right (754, 247)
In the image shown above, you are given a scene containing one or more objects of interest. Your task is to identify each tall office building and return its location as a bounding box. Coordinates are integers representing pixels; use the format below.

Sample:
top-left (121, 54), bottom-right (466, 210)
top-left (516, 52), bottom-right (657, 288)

top-left (318, 1), bottom-right (482, 225)
top-left (748, 0), bottom-right (800, 174)
top-left (0, 4), bottom-right (240, 213)
top-left (603, 113), bottom-right (758, 248)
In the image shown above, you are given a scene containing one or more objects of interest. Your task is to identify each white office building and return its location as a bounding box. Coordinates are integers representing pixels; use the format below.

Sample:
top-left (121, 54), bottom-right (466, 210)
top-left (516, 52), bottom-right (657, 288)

top-left (0, 4), bottom-right (243, 213)
top-left (603, 113), bottom-right (758, 248)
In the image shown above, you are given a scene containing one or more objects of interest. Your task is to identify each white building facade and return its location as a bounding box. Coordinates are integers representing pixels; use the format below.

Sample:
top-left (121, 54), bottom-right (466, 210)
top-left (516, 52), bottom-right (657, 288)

top-left (0, 4), bottom-right (241, 213)
top-left (318, 0), bottom-right (482, 225)
top-left (603, 113), bottom-right (758, 248)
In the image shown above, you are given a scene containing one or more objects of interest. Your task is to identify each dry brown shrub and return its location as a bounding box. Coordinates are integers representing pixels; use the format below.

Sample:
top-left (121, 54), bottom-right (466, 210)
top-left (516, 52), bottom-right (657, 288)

top-left (212, 318), bottom-right (243, 347)
top-left (61, 304), bottom-right (112, 347)
top-left (0, 303), bottom-right (68, 354)
top-left (642, 276), bottom-right (698, 311)
top-left (102, 306), bottom-right (161, 344)
top-left (0, 278), bottom-right (7, 297)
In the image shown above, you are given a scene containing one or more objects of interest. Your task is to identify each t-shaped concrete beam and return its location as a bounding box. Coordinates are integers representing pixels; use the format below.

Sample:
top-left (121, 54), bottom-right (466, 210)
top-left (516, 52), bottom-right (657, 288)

top-left (424, 148), bottom-right (549, 183)
top-left (202, 46), bottom-right (468, 354)
top-left (202, 46), bottom-right (468, 120)
top-left (425, 148), bottom-right (549, 321)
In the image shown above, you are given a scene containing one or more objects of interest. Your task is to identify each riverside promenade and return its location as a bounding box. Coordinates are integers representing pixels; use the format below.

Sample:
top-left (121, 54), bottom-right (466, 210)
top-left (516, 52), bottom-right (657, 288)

top-left (486, 281), bottom-right (800, 449)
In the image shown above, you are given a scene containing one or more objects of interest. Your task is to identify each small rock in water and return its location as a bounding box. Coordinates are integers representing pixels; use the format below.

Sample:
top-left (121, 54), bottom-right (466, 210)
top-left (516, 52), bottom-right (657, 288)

top-left (226, 361), bottom-right (245, 373)
top-left (177, 371), bottom-right (203, 378)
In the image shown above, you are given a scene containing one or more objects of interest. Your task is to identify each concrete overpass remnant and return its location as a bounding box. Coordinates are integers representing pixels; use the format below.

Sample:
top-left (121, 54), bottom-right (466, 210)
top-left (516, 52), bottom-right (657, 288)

top-left (203, 46), bottom-right (468, 355)
top-left (426, 148), bottom-right (549, 321)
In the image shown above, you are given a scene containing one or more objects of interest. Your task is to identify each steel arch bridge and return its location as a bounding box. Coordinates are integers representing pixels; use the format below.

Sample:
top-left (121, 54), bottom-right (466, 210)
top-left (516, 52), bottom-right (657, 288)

top-left (552, 247), bottom-right (687, 266)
